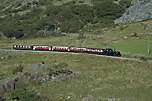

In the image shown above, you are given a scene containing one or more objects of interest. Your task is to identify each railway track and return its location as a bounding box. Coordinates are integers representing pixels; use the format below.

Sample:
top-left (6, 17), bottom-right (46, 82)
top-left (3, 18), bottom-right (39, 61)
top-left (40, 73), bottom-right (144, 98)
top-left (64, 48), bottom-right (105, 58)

top-left (0, 48), bottom-right (145, 63)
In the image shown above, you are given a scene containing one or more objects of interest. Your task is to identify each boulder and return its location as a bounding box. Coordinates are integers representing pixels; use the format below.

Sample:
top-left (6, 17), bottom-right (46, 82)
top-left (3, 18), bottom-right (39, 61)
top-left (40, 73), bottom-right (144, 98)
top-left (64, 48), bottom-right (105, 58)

top-left (0, 78), bottom-right (17, 96)
top-left (130, 32), bottom-right (138, 37)
top-left (123, 36), bottom-right (128, 39)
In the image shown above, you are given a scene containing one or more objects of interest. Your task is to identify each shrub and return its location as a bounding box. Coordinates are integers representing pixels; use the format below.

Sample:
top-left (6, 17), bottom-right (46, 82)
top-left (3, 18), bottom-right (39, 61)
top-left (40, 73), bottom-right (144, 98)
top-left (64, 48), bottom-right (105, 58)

top-left (72, 4), bottom-right (94, 23)
top-left (60, 18), bottom-right (84, 32)
top-left (3, 31), bottom-right (24, 39)
top-left (12, 64), bottom-right (24, 74)
top-left (94, 0), bottom-right (123, 19)
top-left (5, 88), bottom-right (48, 101)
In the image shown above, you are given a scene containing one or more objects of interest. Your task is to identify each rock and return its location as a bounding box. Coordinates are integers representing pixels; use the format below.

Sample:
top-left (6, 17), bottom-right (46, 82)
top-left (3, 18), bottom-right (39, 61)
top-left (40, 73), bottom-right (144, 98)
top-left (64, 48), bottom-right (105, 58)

top-left (115, 0), bottom-right (152, 24)
top-left (48, 69), bottom-right (77, 81)
top-left (123, 36), bottom-right (128, 39)
top-left (82, 95), bottom-right (94, 101)
top-left (67, 96), bottom-right (71, 100)
top-left (130, 32), bottom-right (138, 37)
top-left (0, 57), bottom-right (5, 60)
top-left (0, 78), bottom-right (17, 96)
top-left (29, 63), bottom-right (49, 73)
top-left (0, 97), bottom-right (5, 101)
top-left (0, 85), bottom-right (6, 96)
top-left (5, 79), bottom-right (16, 91)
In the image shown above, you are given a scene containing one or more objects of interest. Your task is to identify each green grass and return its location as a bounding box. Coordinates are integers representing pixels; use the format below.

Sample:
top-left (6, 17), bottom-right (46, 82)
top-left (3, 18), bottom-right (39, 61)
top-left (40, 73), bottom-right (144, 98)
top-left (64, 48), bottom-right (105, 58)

top-left (0, 51), bottom-right (152, 101)
top-left (111, 38), bottom-right (152, 55)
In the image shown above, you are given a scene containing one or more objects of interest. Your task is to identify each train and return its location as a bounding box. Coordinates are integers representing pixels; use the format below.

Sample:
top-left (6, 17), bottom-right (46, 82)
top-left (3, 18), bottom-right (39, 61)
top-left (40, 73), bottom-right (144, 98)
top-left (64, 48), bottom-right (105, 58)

top-left (12, 45), bottom-right (121, 57)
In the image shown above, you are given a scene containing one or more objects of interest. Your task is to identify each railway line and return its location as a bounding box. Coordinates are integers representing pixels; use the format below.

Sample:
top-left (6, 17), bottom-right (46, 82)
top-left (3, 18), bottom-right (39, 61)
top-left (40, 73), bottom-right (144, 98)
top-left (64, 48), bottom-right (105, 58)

top-left (0, 48), bottom-right (144, 63)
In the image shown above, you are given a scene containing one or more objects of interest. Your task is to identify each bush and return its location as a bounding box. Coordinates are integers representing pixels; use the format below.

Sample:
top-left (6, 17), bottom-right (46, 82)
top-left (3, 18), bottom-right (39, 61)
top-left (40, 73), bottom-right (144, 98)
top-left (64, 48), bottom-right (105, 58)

top-left (119, 0), bottom-right (131, 9)
top-left (94, 0), bottom-right (123, 19)
top-left (6, 88), bottom-right (49, 101)
top-left (3, 31), bottom-right (24, 39)
top-left (77, 31), bottom-right (86, 39)
top-left (0, 73), bottom-right (6, 80)
top-left (60, 18), bottom-right (84, 32)
top-left (72, 4), bottom-right (94, 23)
top-left (12, 64), bottom-right (24, 74)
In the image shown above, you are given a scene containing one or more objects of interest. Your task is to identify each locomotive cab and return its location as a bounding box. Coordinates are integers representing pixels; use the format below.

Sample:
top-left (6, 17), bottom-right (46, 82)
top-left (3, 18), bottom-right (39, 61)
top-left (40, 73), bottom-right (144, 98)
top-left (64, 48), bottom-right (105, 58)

top-left (102, 48), bottom-right (121, 57)
top-left (104, 48), bottom-right (114, 56)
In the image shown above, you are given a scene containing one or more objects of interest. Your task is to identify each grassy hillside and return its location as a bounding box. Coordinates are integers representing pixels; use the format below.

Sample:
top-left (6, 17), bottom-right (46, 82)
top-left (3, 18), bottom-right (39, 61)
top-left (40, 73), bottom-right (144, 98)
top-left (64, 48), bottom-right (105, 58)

top-left (0, 51), bottom-right (152, 101)
top-left (0, 0), bottom-right (131, 38)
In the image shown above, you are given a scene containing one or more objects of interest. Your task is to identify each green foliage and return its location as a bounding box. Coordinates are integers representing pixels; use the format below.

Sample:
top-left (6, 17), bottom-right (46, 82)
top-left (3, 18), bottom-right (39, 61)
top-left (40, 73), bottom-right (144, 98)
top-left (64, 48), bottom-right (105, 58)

top-left (0, 0), bottom-right (132, 36)
top-left (93, 0), bottom-right (127, 25)
top-left (60, 18), bottom-right (84, 32)
top-left (77, 31), bottom-right (86, 40)
top-left (6, 88), bottom-right (47, 101)
top-left (0, 73), bottom-right (6, 80)
top-left (72, 4), bottom-right (94, 23)
top-left (119, 0), bottom-right (132, 9)
top-left (12, 64), bottom-right (24, 74)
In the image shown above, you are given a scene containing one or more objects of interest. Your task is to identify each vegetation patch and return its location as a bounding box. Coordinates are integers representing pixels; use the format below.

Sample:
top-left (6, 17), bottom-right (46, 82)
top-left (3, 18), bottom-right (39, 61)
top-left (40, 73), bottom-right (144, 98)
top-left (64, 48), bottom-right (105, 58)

top-left (0, 0), bottom-right (132, 37)
top-left (0, 52), bottom-right (151, 100)
top-left (5, 87), bottom-right (49, 101)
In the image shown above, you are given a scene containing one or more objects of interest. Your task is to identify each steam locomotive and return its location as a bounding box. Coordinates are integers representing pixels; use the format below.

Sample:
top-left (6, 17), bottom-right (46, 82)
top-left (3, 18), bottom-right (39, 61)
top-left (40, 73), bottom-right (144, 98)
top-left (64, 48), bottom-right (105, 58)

top-left (13, 45), bottom-right (121, 57)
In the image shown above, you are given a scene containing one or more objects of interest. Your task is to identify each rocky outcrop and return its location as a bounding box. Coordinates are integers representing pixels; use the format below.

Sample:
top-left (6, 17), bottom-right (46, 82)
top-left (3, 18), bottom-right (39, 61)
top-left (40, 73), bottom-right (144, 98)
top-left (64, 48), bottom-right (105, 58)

top-left (1, 0), bottom-right (39, 11)
top-left (0, 63), bottom-right (78, 96)
top-left (0, 78), bottom-right (18, 96)
top-left (115, 0), bottom-right (152, 24)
